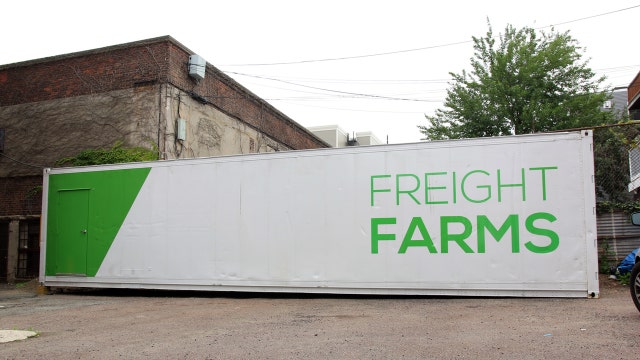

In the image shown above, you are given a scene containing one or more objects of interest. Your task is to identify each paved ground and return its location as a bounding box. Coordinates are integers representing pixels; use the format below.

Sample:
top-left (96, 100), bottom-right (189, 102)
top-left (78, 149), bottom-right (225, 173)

top-left (0, 277), bottom-right (639, 359)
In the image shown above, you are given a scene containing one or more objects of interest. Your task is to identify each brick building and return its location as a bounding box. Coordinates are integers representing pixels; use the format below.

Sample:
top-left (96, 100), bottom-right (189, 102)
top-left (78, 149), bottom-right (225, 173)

top-left (629, 70), bottom-right (640, 120)
top-left (0, 36), bottom-right (328, 282)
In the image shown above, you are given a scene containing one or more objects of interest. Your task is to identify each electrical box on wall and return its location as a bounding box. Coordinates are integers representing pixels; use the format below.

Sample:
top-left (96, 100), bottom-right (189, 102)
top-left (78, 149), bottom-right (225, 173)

top-left (177, 118), bottom-right (186, 141)
top-left (188, 55), bottom-right (206, 80)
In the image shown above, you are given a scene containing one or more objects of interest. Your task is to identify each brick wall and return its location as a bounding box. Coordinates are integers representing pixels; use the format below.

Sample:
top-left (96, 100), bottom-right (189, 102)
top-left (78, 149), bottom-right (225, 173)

top-left (0, 36), bottom-right (327, 150)
top-left (0, 40), bottom-right (169, 105)
top-left (628, 72), bottom-right (640, 104)
top-left (0, 176), bottom-right (42, 217)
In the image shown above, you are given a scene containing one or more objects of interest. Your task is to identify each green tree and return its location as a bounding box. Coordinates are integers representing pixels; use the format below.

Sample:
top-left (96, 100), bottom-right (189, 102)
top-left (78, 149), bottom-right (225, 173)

top-left (594, 124), bottom-right (640, 202)
top-left (419, 23), bottom-right (614, 140)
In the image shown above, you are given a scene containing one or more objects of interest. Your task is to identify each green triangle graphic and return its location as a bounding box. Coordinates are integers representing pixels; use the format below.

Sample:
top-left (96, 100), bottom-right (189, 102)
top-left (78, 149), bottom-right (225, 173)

top-left (45, 167), bottom-right (151, 277)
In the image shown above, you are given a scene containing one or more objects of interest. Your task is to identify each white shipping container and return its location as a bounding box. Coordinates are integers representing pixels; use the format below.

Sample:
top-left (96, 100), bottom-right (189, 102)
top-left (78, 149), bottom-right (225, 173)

top-left (40, 131), bottom-right (599, 297)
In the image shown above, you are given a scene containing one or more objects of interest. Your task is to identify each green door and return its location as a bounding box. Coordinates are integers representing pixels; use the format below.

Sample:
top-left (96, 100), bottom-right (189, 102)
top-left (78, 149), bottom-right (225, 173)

top-left (55, 189), bottom-right (90, 275)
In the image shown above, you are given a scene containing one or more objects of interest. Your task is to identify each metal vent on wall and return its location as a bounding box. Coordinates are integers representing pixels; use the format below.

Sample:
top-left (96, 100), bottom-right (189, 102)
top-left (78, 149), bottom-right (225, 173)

top-left (188, 55), bottom-right (206, 80)
top-left (177, 118), bottom-right (186, 141)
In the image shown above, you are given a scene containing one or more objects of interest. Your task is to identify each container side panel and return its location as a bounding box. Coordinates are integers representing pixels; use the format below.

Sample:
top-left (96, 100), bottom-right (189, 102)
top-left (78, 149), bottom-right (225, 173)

top-left (45, 168), bottom-right (150, 276)
top-left (92, 132), bottom-right (596, 296)
top-left (47, 132), bottom-right (597, 297)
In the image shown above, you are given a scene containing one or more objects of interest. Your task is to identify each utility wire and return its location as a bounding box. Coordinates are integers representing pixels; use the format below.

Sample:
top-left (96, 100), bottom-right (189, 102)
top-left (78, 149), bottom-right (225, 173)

top-left (0, 152), bottom-right (44, 169)
top-left (541, 4), bottom-right (640, 27)
top-left (237, 78), bottom-right (447, 99)
top-left (226, 71), bottom-right (438, 102)
top-left (222, 4), bottom-right (640, 67)
top-left (277, 100), bottom-right (430, 114)
top-left (226, 64), bottom-right (636, 104)
top-left (222, 40), bottom-right (471, 67)
top-left (232, 75), bottom-right (451, 85)
top-left (227, 65), bottom-right (638, 91)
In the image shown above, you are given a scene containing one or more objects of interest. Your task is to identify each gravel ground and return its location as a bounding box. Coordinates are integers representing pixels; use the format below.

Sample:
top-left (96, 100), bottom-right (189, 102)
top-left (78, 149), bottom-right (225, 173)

top-left (1, 276), bottom-right (639, 359)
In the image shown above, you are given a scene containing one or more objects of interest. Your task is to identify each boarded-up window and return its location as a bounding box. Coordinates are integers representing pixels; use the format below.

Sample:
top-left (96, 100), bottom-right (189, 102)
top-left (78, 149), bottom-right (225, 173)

top-left (17, 220), bottom-right (39, 279)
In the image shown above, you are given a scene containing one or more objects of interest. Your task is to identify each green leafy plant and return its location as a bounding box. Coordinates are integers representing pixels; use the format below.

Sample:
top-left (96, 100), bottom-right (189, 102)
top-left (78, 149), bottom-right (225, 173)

top-left (598, 238), bottom-right (615, 274)
top-left (596, 201), bottom-right (640, 215)
top-left (26, 327), bottom-right (40, 337)
top-left (55, 141), bottom-right (158, 167)
top-left (617, 272), bottom-right (631, 286)
top-left (26, 185), bottom-right (42, 199)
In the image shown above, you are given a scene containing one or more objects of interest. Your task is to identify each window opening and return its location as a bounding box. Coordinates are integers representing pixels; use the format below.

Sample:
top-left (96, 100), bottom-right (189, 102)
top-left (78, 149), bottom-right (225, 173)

top-left (17, 220), bottom-right (39, 279)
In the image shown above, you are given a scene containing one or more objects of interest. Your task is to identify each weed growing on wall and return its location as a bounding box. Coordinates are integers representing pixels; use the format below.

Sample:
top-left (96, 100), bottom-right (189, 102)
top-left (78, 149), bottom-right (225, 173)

top-left (55, 141), bottom-right (157, 167)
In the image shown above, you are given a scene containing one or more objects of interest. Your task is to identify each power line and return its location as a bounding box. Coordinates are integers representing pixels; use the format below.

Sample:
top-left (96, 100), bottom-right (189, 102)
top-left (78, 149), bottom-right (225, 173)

top-left (222, 40), bottom-right (471, 67)
top-left (229, 65), bottom-right (637, 89)
top-left (236, 77), bottom-right (448, 98)
top-left (221, 4), bottom-right (640, 67)
top-left (229, 77), bottom-right (447, 102)
top-left (0, 152), bottom-right (44, 169)
top-left (541, 4), bottom-right (640, 28)
top-left (595, 64), bottom-right (640, 73)
top-left (226, 64), bottom-right (636, 104)
top-left (222, 40), bottom-right (470, 67)
top-left (277, 100), bottom-right (430, 115)
top-left (226, 71), bottom-right (438, 102)
top-left (230, 74), bottom-right (450, 85)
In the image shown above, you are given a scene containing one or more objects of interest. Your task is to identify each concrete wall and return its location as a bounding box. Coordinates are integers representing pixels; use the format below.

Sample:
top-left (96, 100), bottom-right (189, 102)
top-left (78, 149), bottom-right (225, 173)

top-left (0, 82), bottom-right (294, 178)
top-left (0, 87), bottom-right (159, 177)
top-left (163, 86), bottom-right (290, 159)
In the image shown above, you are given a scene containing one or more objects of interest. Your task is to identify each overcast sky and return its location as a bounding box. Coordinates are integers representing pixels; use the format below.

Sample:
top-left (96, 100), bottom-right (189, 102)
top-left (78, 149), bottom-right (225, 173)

top-left (2, 0), bottom-right (639, 144)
